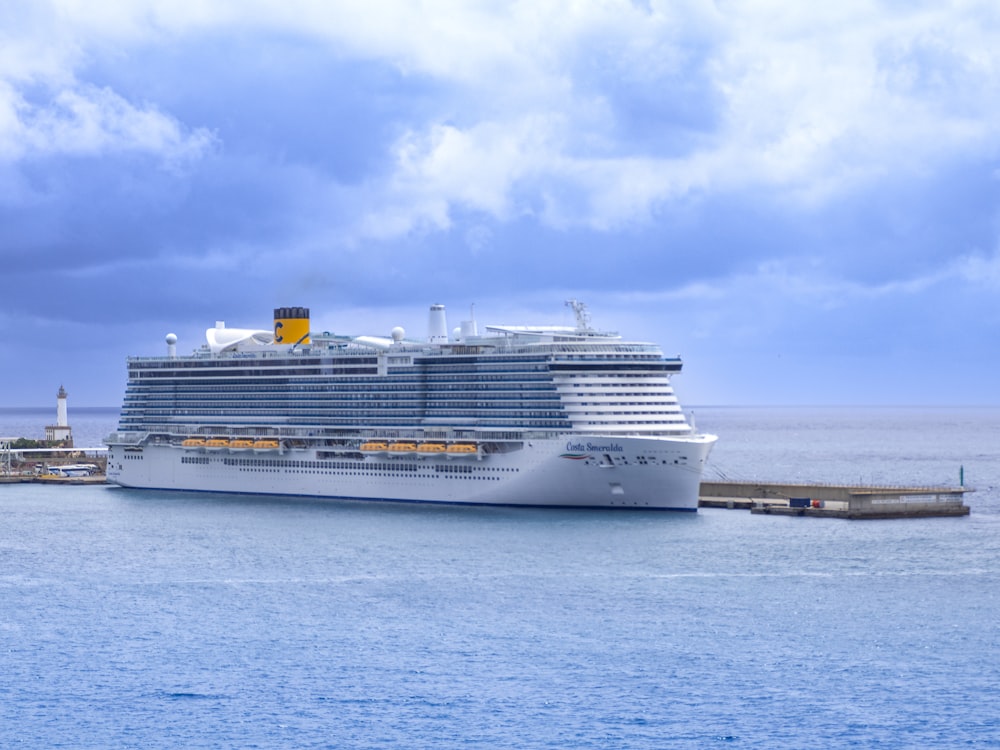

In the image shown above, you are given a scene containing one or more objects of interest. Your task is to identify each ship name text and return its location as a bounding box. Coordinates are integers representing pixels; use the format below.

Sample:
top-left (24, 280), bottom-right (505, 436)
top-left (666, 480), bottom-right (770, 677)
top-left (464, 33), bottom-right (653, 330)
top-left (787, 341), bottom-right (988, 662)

top-left (566, 441), bottom-right (624, 453)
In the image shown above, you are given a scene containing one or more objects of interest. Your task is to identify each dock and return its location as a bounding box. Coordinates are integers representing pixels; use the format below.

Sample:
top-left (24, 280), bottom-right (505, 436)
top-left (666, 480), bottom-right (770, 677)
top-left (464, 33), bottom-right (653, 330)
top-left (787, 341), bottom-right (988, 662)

top-left (0, 474), bottom-right (108, 485)
top-left (699, 481), bottom-right (971, 519)
top-left (32, 474), bottom-right (108, 485)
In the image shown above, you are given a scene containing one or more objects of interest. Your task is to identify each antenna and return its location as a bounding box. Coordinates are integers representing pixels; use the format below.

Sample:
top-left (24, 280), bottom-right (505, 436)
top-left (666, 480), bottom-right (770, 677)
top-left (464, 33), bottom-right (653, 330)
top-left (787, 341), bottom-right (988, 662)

top-left (565, 299), bottom-right (591, 330)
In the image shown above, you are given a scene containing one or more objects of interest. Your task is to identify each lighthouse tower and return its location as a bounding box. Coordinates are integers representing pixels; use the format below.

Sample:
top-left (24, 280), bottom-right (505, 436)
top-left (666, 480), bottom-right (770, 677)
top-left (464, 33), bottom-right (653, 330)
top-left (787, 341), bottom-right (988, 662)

top-left (45, 386), bottom-right (73, 446)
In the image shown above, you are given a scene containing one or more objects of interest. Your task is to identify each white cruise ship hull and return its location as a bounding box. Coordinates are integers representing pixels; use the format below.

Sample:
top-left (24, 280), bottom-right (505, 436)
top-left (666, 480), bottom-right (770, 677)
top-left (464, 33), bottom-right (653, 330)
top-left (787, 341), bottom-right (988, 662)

top-left (106, 302), bottom-right (718, 511)
top-left (108, 434), bottom-right (716, 510)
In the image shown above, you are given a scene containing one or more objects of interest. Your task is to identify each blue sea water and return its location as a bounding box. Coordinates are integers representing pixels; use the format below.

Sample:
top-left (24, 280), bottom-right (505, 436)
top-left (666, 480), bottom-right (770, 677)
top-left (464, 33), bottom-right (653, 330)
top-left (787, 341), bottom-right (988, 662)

top-left (2, 407), bottom-right (999, 748)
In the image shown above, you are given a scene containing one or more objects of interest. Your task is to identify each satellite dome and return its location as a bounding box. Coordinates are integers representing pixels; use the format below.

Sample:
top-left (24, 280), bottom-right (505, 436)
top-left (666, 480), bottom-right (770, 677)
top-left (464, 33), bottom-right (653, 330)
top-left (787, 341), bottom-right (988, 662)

top-left (165, 333), bottom-right (178, 344)
top-left (391, 326), bottom-right (405, 342)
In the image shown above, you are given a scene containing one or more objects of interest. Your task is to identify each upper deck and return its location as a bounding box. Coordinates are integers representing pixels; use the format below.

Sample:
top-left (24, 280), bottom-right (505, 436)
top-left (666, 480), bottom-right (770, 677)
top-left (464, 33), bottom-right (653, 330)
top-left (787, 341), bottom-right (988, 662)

top-left (115, 303), bottom-right (694, 439)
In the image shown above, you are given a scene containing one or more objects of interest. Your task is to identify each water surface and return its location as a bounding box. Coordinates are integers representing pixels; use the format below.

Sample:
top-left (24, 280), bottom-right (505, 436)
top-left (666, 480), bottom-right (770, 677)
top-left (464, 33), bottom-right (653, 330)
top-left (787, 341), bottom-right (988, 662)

top-left (2, 407), bottom-right (998, 748)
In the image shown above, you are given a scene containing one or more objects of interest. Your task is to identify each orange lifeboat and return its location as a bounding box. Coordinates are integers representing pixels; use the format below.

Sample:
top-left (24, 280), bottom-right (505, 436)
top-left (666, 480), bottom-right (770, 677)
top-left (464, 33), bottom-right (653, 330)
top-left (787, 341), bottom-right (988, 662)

top-left (387, 442), bottom-right (418, 456)
top-left (417, 443), bottom-right (447, 455)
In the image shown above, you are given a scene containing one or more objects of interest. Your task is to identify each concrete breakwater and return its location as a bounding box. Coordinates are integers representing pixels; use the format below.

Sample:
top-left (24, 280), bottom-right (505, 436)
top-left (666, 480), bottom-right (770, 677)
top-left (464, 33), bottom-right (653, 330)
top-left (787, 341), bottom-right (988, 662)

top-left (699, 480), bottom-right (971, 519)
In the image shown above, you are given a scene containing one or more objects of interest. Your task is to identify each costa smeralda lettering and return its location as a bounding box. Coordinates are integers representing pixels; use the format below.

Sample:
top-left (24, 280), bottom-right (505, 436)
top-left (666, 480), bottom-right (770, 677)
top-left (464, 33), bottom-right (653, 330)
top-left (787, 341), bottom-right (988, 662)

top-left (565, 441), bottom-right (624, 453)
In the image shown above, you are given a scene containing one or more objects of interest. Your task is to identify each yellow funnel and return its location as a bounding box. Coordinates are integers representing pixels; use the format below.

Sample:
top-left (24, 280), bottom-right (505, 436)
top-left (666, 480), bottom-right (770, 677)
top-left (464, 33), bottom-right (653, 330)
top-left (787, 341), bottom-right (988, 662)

top-left (274, 306), bottom-right (310, 345)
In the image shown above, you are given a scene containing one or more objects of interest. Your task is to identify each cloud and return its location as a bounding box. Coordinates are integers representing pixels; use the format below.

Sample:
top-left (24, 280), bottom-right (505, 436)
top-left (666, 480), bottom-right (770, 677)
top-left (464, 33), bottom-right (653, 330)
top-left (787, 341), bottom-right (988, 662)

top-left (340, 0), bottom-right (1000, 240)
top-left (709, 1), bottom-right (1000, 197)
top-left (360, 115), bottom-right (719, 238)
top-left (0, 3), bottom-right (215, 171)
top-left (0, 83), bottom-right (215, 166)
top-left (7, 1), bottom-right (999, 236)
top-left (955, 249), bottom-right (1000, 289)
top-left (360, 118), bottom-right (549, 237)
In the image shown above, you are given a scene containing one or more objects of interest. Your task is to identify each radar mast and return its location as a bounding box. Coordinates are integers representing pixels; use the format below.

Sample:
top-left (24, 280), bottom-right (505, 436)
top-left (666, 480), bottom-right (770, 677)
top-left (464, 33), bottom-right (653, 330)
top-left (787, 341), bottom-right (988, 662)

top-left (565, 299), bottom-right (592, 331)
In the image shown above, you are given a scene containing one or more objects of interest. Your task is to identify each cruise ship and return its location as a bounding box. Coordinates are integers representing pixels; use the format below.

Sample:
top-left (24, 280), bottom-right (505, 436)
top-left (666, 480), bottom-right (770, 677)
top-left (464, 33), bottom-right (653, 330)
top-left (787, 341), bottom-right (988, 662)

top-left (105, 302), bottom-right (717, 509)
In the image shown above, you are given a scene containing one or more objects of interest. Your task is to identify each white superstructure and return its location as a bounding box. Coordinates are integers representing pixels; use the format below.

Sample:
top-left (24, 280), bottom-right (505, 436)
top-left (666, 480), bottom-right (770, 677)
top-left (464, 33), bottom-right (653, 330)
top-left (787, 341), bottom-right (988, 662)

top-left (105, 303), bottom-right (717, 510)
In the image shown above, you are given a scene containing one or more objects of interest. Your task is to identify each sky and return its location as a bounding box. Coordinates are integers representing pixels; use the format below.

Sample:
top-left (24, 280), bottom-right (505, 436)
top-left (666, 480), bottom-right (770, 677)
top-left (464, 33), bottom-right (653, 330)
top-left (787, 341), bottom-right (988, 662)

top-left (2, 0), bottom-right (999, 409)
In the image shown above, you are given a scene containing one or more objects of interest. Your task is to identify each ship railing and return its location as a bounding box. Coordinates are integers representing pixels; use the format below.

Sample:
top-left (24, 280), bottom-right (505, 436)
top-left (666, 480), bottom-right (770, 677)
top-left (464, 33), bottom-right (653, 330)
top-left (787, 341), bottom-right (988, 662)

top-left (126, 339), bottom-right (668, 363)
top-left (112, 422), bottom-right (697, 444)
top-left (128, 346), bottom-right (409, 363)
top-left (105, 431), bottom-right (146, 445)
top-left (414, 342), bottom-right (664, 357)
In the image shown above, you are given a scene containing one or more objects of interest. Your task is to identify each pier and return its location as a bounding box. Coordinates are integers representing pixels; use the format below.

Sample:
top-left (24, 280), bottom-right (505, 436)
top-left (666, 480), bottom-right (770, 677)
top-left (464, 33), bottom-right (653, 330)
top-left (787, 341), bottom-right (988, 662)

top-left (699, 481), bottom-right (971, 519)
top-left (0, 474), bottom-right (107, 485)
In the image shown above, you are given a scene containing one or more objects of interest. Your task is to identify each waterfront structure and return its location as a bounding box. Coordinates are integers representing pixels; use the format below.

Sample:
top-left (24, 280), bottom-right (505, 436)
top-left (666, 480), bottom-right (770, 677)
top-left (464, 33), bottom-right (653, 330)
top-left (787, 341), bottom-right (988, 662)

top-left (699, 481), bottom-right (971, 518)
top-left (106, 303), bottom-right (717, 509)
top-left (44, 386), bottom-right (73, 446)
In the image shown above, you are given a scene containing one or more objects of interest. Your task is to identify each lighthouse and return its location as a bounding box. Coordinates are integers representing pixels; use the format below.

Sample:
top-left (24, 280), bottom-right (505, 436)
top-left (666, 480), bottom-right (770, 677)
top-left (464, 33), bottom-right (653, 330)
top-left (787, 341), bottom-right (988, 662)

top-left (45, 385), bottom-right (73, 446)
